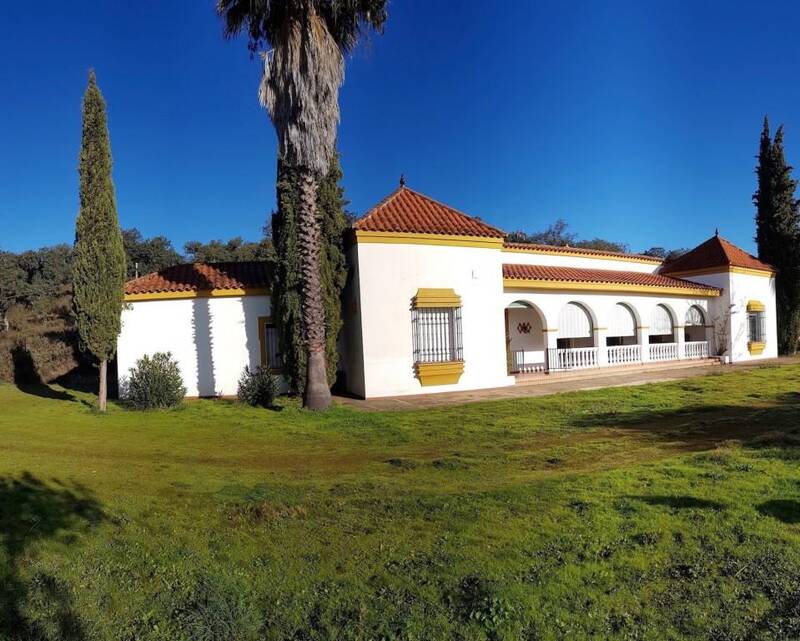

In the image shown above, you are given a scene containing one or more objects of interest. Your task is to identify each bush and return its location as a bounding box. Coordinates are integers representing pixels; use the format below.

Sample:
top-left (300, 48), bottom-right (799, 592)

top-left (237, 366), bottom-right (279, 408)
top-left (121, 352), bottom-right (185, 409)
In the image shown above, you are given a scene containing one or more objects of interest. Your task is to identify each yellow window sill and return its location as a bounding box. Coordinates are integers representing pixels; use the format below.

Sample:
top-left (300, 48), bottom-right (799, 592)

top-left (415, 361), bottom-right (465, 386)
top-left (748, 341), bottom-right (766, 355)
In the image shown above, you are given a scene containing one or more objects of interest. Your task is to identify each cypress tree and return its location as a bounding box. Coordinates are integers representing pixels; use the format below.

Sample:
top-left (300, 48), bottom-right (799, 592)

top-left (72, 70), bottom-right (126, 410)
top-left (271, 152), bottom-right (348, 394)
top-left (754, 116), bottom-right (800, 354)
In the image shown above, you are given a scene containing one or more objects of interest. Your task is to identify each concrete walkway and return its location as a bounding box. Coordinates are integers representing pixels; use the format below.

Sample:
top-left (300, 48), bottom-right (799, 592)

top-left (335, 357), bottom-right (798, 412)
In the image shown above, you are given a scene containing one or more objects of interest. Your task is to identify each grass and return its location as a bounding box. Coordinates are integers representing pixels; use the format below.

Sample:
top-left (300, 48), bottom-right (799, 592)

top-left (1, 365), bottom-right (800, 640)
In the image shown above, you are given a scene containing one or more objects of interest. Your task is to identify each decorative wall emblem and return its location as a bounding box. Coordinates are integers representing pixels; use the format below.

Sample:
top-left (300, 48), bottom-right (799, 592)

top-left (517, 322), bottom-right (532, 334)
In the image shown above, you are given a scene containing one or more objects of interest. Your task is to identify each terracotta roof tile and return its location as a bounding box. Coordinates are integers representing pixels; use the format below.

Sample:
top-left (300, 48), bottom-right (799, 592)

top-left (660, 235), bottom-right (774, 275)
top-left (503, 263), bottom-right (720, 292)
top-left (504, 241), bottom-right (662, 263)
top-left (125, 261), bottom-right (271, 295)
top-left (354, 186), bottom-right (505, 238)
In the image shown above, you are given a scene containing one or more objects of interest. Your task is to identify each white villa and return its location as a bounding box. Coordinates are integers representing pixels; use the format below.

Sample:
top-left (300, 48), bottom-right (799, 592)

top-left (118, 185), bottom-right (777, 399)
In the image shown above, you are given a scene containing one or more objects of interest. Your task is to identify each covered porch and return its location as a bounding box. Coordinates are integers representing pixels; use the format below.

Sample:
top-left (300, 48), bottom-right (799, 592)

top-left (505, 299), bottom-right (714, 378)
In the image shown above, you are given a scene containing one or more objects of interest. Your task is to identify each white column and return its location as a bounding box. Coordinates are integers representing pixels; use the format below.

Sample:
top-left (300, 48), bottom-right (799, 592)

top-left (639, 326), bottom-right (651, 362)
top-left (676, 325), bottom-right (685, 360)
top-left (595, 327), bottom-right (608, 367)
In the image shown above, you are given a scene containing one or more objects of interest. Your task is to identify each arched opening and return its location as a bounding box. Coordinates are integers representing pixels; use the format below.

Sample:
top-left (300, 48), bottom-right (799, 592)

top-left (607, 303), bottom-right (641, 365)
top-left (552, 302), bottom-right (598, 370)
top-left (649, 304), bottom-right (676, 344)
top-left (684, 305), bottom-right (707, 342)
top-left (648, 304), bottom-right (679, 361)
top-left (557, 302), bottom-right (595, 349)
top-left (607, 303), bottom-right (638, 347)
top-left (505, 300), bottom-right (546, 374)
top-left (684, 305), bottom-right (710, 358)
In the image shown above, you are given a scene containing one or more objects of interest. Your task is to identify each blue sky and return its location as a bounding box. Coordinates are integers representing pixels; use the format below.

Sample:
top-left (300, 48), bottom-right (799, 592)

top-left (1, 1), bottom-right (799, 254)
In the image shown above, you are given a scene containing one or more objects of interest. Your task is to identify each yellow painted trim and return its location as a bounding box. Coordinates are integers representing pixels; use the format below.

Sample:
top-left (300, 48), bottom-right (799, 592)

top-left (355, 230), bottom-right (503, 249)
top-left (503, 279), bottom-right (720, 297)
top-left (748, 341), bottom-right (766, 355)
top-left (257, 316), bottom-right (284, 373)
top-left (124, 287), bottom-right (270, 302)
top-left (747, 300), bottom-right (766, 312)
top-left (664, 266), bottom-right (774, 278)
top-left (593, 327), bottom-right (608, 331)
top-left (542, 328), bottom-right (559, 332)
top-left (415, 361), bottom-right (465, 386)
top-left (502, 245), bottom-right (662, 265)
top-left (637, 325), bottom-right (650, 329)
top-left (413, 288), bottom-right (461, 308)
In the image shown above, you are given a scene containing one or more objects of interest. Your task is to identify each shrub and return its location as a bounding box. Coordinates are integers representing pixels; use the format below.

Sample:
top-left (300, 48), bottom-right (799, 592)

top-left (237, 366), bottom-right (279, 408)
top-left (121, 352), bottom-right (185, 409)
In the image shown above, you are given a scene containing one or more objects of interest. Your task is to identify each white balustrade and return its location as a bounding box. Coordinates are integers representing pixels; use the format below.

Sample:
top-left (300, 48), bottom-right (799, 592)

top-left (554, 347), bottom-right (598, 370)
top-left (683, 341), bottom-right (709, 359)
top-left (607, 344), bottom-right (642, 366)
top-left (511, 350), bottom-right (546, 374)
top-left (649, 343), bottom-right (679, 361)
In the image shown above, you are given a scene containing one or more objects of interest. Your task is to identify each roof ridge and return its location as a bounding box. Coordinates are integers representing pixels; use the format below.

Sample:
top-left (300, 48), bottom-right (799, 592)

top-left (398, 186), bottom-right (506, 236)
top-left (353, 184), bottom-right (506, 237)
top-left (504, 240), bottom-right (662, 262)
top-left (353, 185), bottom-right (406, 228)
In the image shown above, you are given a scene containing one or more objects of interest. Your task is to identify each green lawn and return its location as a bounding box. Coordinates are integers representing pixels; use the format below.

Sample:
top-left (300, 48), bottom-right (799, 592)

top-left (1, 365), bottom-right (800, 640)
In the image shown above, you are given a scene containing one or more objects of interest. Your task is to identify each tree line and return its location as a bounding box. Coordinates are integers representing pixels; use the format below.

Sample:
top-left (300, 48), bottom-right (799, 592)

top-left (0, 231), bottom-right (276, 330)
top-left (507, 219), bottom-right (688, 260)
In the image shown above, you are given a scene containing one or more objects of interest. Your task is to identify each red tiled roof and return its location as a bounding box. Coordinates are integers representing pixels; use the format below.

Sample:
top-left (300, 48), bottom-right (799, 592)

top-left (353, 186), bottom-right (505, 238)
top-left (660, 235), bottom-right (774, 275)
top-left (504, 241), bottom-right (662, 263)
top-left (125, 261), bottom-right (271, 295)
top-left (503, 263), bottom-right (721, 292)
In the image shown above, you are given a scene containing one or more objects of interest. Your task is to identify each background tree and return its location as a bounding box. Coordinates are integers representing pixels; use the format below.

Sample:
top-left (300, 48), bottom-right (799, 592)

top-left (72, 71), bottom-right (126, 411)
top-left (183, 237), bottom-right (272, 263)
top-left (270, 152), bottom-right (348, 394)
top-left (218, 0), bottom-right (387, 410)
top-left (506, 219), bottom-right (628, 252)
top-left (642, 247), bottom-right (688, 261)
top-left (122, 228), bottom-right (182, 279)
top-left (0, 252), bottom-right (26, 332)
top-left (754, 116), bottom-right (800, 354)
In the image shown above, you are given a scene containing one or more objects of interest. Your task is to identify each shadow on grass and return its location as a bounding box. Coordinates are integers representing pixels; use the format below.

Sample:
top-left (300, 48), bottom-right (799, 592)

top-left (12, 344), bottom-right (77, 403)
top-left (0, 472), bottom-right (104, 639)
top-left (628, 495), bottom-right (726, 510)
top-left (571, 391), bottom-right (800, 455)
top-left (757, 499), bottom-right (800, 524)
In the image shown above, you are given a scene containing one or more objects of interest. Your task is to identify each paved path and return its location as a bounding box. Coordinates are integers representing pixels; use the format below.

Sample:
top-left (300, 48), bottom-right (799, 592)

top-left (335, 357), bottom-right (799, 412)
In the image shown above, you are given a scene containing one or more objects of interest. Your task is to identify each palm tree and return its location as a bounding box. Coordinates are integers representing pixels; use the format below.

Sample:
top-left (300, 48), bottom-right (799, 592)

top-left (218, 0), bottom-right (387, 410)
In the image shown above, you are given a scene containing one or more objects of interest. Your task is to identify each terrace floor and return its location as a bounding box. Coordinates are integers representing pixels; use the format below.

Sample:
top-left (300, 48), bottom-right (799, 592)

top-left (336, 356), bottom-right (799, 411)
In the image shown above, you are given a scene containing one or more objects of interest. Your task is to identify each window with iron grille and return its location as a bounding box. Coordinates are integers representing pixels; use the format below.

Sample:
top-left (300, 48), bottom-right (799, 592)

top-left (260, 319), bottom-right (283, 370)
top-left (748, 311), bottom-right (766, 343)
top-left (411, 307), bottom-right (463, 363)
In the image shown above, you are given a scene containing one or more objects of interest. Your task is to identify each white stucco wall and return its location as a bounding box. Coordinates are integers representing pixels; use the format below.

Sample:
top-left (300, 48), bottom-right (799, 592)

top-left (677, 271), bottom-right (778, 362)
top-left (118, 295), bottom-right (271, 397)
top-left (507, 307), bottom-right (545, 365)
top-left (502, 249), bottom-right (662, 274)
top-left (353, 242), bottom-right (513, 397)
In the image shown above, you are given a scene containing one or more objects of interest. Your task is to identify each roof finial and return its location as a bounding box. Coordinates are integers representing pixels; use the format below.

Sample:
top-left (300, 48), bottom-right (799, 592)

top-left (715, 228), bottom-right (719, 237)
top-left (399, 173), bottom-right (406, 187)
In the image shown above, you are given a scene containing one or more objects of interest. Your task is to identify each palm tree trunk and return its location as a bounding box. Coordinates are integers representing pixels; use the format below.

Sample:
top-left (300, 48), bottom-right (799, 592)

top-left (98, 358), bottom-right (108, 412)
top-left (298, 168), bottom-right (332, 410)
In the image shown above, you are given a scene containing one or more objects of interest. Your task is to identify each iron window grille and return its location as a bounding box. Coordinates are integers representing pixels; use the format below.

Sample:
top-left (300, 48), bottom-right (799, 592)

top-left (264, 323), bottom-right (283, 369)
top-left (411, 307), bottom-right (463, 364)
top-left (748, 311), bottom-right (766, 343)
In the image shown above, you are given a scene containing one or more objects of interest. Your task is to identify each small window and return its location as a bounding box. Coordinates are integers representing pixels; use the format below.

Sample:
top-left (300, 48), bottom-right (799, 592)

top-left (748, 311), bottom-right (766, 343)
top-left (259, 317), bottom-right (283, 370)
top-left (412, 307), bottom-right (463, 363)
